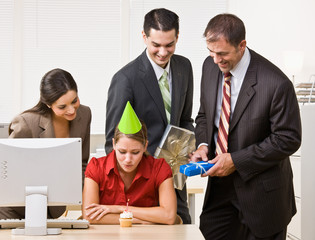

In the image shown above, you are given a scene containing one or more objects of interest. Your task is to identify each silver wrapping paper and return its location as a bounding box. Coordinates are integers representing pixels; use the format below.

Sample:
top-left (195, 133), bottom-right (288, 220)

top-left (154, 125), bottom-right (196, 190)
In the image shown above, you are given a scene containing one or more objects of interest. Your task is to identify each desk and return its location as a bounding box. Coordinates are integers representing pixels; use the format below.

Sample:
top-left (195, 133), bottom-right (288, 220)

top-left (0, 224), bottom-right (204, 239)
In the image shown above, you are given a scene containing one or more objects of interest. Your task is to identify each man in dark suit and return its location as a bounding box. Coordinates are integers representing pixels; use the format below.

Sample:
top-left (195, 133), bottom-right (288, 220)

top-left (190, 14), bottom-right (301, 239)
top-left (105, 8), bottom-right (194, 224)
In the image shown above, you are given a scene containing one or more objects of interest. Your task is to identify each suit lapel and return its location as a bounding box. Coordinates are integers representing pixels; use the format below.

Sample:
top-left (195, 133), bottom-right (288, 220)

top-left (39, 108), bottom-right (83, 138)
top-left (206, 65), bottom-right (220, 127)
top-left (69, 107), bottom-right (82, 137)
top-left (139, 51), bottom-right (168, 124)
top-left (169, 57), bottom-right (181, 124)
top-left (229, 57), bottom-right (257, 133)
top-left (39, 114), bottom-right (55, 138)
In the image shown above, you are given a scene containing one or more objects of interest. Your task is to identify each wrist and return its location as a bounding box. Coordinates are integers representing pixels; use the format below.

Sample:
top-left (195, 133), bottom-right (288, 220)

top-left (198, 145), bottom-right (208, 154)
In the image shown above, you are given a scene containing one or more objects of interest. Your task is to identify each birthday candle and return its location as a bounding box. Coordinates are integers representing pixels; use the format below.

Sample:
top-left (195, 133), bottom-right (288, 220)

top-left (126, 199), bottom-right (130, 211)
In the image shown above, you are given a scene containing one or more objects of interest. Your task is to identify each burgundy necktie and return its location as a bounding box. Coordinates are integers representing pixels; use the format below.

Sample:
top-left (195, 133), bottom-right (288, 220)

top-left (216, 72), bottom-right (232, 155)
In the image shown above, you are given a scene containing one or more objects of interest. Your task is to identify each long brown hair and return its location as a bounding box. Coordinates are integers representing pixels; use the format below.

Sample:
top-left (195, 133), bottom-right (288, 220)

top-left (24, 68), bottom-right (78, 115)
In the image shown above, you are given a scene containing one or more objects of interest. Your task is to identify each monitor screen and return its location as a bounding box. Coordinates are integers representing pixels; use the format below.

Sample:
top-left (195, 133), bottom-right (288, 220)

top-left (0, 138), bottom-right (82, 207)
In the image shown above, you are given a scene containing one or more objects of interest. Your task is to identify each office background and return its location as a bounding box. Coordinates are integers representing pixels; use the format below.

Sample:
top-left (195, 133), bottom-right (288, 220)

top-left (1, 0), bottom-right (315, 234)
top-left (1, 0), bottom-right (314, 134)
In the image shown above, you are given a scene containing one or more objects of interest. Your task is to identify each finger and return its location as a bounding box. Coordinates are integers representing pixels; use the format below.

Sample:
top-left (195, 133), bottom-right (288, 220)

top-left (190, 153), bottom-right (200, 162)
top-left (90, 208), bottom-right (103, 220)
top-left (96, 211), bottom-right (105, 220)
top-left (201, 172), bottom-right (208, 177)
top-left (208, 158), bottom-right (217, 164)
top-left (85, 203), bottom-right (97, 209)
top-left (96, 208), bottom-right (110, 220)
top-left (85, 207), bottom-right (97, 217)
top-left (199, 151), bottom-right (208, 161)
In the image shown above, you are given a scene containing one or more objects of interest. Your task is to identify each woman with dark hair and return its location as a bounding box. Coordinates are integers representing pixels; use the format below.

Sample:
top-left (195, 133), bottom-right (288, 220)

top-left (9, 68), bottom-right (91, 170)
top-left (82, 102), bottom-right (177, 225)
top-left (0, 68), bottom-right (91, 219)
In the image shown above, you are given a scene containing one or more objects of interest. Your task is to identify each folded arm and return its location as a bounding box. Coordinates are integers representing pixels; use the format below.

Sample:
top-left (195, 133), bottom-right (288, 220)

top-left (82, 177), bottom-right (177, 225)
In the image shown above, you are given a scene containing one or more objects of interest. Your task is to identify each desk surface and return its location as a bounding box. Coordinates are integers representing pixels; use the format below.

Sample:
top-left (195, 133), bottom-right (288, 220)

top-left (0, 224), bottom-right (204, 240)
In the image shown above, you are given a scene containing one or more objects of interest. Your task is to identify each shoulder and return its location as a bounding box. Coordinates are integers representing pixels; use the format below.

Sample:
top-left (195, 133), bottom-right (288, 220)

top-left (76, 105), bottom-right (92, 124)
top-left (78, 104), bottom-right (91, 116)
top-left (202, 55), bottom-right (216, 69)
top-left (249, 49), bottom-right (290, 84)
top-left (88, 156), bottom-right (106, 169)
top-left (86, 155), bottom-right (110, 176)
top-left (250, 49), bottom-right (285, 76)
top-left (9, 112), bottom-right (45, 137)
top-left (11, 111), bottom-right (44, 127)
top-left (172, 54), bottom-right (192, 67)
top-left (113, 51), bottom-right (146, 78)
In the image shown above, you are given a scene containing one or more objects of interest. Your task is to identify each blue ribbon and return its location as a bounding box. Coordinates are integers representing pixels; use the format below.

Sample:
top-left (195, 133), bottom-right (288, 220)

top-left (183, 161), bottom-right (209, 175)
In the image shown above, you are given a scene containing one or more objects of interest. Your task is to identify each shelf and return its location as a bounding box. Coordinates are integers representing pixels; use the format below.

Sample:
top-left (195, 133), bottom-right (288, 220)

top-left (295, 75), bottom-right (315, 104)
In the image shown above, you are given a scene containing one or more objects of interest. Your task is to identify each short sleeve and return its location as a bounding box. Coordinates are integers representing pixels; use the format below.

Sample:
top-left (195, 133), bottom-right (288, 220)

top-left (154, 158), bottom-right (173, 188)
top-left (85, 157), bottom-right (101, 184)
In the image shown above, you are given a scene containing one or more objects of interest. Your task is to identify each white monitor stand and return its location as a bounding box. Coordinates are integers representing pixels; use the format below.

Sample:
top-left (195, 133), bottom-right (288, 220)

top-left (0, 138), bottom-right (82, 236)
top-left (12, 186), bottom-right (61, 235)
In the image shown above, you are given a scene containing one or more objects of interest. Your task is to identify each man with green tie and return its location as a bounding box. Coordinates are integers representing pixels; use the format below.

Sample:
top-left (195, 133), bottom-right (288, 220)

top-left (105, 8), bottom-right (194, 224)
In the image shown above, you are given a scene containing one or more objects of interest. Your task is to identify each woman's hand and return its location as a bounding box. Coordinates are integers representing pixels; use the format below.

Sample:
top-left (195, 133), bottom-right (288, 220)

top-left (85, 203), bottom-right (111, 220)
top-left (85, 203), bottom-right (123, 220)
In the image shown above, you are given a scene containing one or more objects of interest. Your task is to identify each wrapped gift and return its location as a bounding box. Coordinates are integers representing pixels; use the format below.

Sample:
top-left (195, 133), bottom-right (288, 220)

top-left (180, 161), bottom-right (214, 177)
top-left (154, 125), bottom-right (195, 190)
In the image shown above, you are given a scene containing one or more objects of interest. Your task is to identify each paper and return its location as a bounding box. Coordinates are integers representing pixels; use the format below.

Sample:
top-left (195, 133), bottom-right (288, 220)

top-left (154, 125), bottom-right (195, 190)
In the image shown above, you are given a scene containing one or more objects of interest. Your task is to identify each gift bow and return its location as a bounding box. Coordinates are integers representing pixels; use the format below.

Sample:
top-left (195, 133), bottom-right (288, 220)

top-left (183, 161), bottom-right (209, 175)
top-left (157, 134), bottom-right (195, 177)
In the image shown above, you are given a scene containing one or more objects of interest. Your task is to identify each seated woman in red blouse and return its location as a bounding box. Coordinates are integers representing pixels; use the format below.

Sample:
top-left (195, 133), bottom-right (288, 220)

top-left (82, 102), bottom-right (177, 225)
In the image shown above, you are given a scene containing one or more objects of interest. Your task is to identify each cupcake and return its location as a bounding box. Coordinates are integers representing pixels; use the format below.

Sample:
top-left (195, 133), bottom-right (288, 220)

top-left (119, 210), bottom-right (133, 227)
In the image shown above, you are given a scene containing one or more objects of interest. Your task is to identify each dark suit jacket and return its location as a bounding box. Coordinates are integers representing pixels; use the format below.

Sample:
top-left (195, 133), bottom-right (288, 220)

top-left (105, 50), bottom-right (194, 224)
top-left (105, 50), bottom-right (194, 155)
top-left (195, 49), bottom-right (301, 238)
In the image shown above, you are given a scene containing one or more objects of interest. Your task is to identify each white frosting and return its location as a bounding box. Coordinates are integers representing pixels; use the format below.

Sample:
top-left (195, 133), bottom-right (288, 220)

top-left (120, 210), bottom-right (133, 219)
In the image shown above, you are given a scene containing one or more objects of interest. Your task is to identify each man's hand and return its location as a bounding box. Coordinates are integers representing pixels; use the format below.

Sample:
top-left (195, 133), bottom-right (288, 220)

top-left (190, 145), bottom-right (209, 162)
top-left (202, 153), bottom-right (236, 177)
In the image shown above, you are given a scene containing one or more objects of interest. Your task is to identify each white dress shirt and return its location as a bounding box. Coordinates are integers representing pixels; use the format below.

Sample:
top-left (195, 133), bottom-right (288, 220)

top-left (199, 47), bottom-right (251, 150)
top-left (146, 49), bottom-right (172, 94)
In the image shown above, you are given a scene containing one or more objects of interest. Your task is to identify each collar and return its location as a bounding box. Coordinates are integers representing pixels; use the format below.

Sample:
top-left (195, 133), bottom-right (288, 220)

top-left (38, 113), bottom-right (55, 137)
top-left (105, 150), bottom-right (150, 180)
top-left (230, 47), bottom-right (251, 80)
top-left (146, 49), bottom-right (171, 80)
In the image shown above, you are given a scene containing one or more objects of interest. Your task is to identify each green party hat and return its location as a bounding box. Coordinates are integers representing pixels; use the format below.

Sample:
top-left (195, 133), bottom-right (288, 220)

top-left (118, 101), bottom-right (142, 134)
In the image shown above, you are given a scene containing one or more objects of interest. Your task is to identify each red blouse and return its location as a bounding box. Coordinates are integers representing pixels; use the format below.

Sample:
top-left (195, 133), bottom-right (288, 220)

top-left (85, 151), bottom-right (172, 207)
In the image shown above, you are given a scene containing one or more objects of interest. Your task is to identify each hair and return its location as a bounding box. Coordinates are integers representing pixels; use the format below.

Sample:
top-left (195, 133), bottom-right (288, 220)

top-left (203, 13), bottom-right (246, 47)
top-left (143, 8), bottom-right (179, 37)
top-left (25, 68), bottom-right (78, 115)
top-left (114, 119), bottom-right (150, 156)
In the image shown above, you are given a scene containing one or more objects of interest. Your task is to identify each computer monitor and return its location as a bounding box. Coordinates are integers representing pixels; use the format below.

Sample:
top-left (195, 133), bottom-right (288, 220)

top-left (0, 123), bottom-right (9, 138)
top-left (0, 138), bottom-right (82, 235)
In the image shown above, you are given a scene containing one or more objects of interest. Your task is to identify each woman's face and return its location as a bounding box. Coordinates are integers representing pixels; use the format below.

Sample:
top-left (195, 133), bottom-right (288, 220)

top-left (50, 90), bottom-right (80, 121)
top-left (113, 136), bottom-right (148, 175)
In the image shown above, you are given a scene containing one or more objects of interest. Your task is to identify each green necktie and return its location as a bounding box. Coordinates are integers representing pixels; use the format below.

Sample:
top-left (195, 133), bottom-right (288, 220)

top-left (158, 70), bottom-right (171, 123)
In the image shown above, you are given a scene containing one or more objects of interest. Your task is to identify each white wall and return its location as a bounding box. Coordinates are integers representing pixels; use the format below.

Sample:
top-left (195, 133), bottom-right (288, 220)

top-left (228, 0), bottom-right (315, 84)
top-left (2, 0), bottom-right (314, 132)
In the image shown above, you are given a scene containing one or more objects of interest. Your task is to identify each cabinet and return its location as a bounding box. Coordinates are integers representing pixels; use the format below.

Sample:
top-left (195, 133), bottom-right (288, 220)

top-left (287, 104), bottom-right (315, 240)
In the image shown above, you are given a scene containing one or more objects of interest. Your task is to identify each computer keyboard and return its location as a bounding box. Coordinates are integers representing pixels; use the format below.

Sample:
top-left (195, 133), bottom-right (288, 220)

top-left (0, 218), bottom-right (90, 229)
